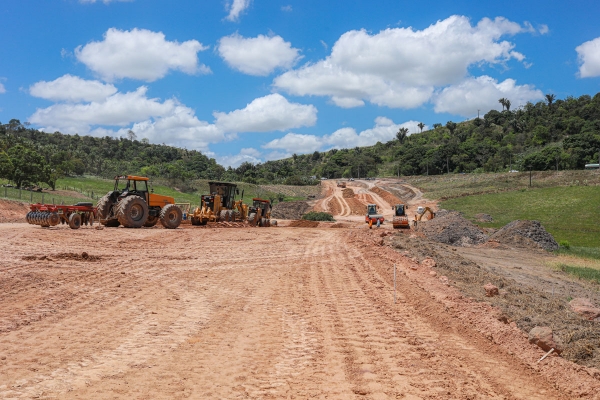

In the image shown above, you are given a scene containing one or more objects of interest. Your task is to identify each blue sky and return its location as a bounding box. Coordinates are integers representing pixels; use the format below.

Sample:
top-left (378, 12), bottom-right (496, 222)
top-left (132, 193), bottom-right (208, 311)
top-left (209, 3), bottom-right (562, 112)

top-left (2, 0), bottom-right (600, 167)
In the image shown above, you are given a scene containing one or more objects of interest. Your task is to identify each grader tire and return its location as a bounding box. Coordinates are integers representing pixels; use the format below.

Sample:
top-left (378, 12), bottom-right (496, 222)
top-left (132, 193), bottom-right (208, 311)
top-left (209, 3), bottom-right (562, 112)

top-left (247, 213), bottom-right (256, 226)
top-left (97, 191), bottom-right (116, 225)
top-left (219, 210), bottom-right (229, 222)
top-left (160, 204), bottom-right (182, 229)
top-left (144, 215), bottom-right (159, 227)
top-left (116, 195), bottom-right (148, 228)
top-left (68, 213), bottom-right (82, 229)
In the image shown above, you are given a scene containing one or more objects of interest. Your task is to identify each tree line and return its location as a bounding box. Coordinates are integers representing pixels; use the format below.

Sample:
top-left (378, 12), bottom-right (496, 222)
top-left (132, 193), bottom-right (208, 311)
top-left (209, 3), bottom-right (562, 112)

top-left (1, 92), bottom-right (600, 189)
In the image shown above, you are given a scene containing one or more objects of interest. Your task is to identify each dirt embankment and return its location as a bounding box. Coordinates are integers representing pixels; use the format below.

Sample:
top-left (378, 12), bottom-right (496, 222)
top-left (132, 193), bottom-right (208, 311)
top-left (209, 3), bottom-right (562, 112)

top-left (327, 197), bottom-right (342, 215)
top-left (370, 186), bottom-right (402, 205)
top-left (0, 199), bottom-right (30, 223)
top-left (271, 201), bottom-right (311, 220)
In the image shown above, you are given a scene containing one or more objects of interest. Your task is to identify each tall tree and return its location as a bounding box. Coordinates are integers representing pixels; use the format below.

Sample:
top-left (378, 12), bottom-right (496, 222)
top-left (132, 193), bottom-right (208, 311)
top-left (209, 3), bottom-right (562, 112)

top-left (396, 127), bottom-right (408, 143)
top-left (545, 94), bottom-right (556, 107)
top-left (445, 121), bottom-right (457, 135)
top-left (417, 122), bottom-right (425, 133)
top-left (498, 98), bottom-right (507, 111)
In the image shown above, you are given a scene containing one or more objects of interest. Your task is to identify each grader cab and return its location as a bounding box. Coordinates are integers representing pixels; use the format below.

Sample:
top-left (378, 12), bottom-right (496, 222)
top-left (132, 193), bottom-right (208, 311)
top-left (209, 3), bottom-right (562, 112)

top-left (96, 175), bottom-right (182, 229)
top-left (190, 182), bottom-right (247, 225)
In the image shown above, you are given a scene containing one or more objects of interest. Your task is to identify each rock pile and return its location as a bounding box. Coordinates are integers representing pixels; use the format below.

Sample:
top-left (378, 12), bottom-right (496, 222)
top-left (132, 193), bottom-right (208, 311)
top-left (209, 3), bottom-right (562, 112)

top-left (416, 211), bottom-right (487, 247)
top-left (487, 220), bottom-right (558, 251)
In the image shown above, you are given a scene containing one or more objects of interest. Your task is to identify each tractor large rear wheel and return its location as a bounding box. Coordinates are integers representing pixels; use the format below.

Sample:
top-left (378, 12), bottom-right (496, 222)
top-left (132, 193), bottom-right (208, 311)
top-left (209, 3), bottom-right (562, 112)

top-left (117, 195), bottom-right (148, 228)
top-left (97, 191), bottom-right (116, 226)
top-left (160, 204), bottom-right (182, 229)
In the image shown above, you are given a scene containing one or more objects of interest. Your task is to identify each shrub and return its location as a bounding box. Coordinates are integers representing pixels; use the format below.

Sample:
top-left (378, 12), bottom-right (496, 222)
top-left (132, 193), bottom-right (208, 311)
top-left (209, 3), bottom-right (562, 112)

top-left (302, 211), bottom-right (335, 222)
top-left (559, 240), bottom-right (571, 250)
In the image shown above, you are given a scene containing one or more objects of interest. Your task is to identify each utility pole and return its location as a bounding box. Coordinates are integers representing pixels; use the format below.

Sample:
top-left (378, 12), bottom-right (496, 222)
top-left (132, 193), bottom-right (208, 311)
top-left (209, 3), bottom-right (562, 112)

top-left (477, 109), bottom-right (480, 119)
top-left (529, 166), bottom-right (532, 187)
top-left (358, 165), bottom-right (360, 179)
top-left (446, 157), bottom-right (449, 174)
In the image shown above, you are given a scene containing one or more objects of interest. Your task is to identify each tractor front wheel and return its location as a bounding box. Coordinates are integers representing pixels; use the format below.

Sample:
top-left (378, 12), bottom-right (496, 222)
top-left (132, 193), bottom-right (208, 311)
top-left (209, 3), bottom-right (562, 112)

top-left (160, 204), bottom-right (182, 229)
top-left (117, 196), bottom-right (148, 228)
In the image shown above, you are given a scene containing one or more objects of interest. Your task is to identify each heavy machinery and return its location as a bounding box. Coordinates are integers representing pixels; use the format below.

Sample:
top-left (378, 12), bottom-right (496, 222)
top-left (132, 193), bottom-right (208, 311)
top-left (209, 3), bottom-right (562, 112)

top-left (337, 181), bottom-right (347, 188)
top-left (246, 198), bottom-right (274, 227)
top-left (365, 203), bottom-right (384, 225)
top-left (27, 202), bottom-right (97, 229)
top-left (391, 204), bottom-right (410, 229)
top-left (413, 206), bottom-right (435, 227)
top-left (96, 175), bottom-right (182, 229)
top-left (189, 181), bottom-right (248, 225)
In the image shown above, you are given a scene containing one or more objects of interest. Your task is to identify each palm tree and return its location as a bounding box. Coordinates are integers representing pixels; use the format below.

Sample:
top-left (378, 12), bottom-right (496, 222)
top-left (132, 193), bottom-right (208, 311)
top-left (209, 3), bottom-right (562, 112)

top-left (445, 121), bottom-right (457, 135)
top-left (505, 99), bottom-right (511, 111)
top-left (498, 98), bottom-right (507, 111)
top-left (396, 127), bottom-right (408, 143)
top-left (417, 122), bottom-right (425, 133)
top-left (545, 94), bottom-right (556, 108)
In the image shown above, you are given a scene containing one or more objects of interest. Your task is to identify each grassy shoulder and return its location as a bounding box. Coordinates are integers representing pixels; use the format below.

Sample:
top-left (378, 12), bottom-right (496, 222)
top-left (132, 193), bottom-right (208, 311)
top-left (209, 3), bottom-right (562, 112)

top-left (440, 185), bottom-right (600, 247)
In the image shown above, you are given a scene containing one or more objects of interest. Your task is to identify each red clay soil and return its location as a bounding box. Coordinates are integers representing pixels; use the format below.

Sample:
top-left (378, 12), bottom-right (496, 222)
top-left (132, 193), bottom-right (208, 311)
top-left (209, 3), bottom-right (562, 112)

top-left (370, 186), bottom-right (402, 205)
top-left (327, 196), bottom-right (343, 215)
top-left (0, 224), bottom-right (597, 398)
top-left (287, 220), bottom-right (320, 227)
top-left (342, 188), bottom-right (355, 198)
top-left (0, 199), bottom-right (30, 223)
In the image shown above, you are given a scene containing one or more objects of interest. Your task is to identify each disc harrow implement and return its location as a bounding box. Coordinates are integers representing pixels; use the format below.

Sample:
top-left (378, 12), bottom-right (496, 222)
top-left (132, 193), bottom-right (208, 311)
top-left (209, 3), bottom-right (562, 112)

top-left (27, 203), bottom-right (98, 229)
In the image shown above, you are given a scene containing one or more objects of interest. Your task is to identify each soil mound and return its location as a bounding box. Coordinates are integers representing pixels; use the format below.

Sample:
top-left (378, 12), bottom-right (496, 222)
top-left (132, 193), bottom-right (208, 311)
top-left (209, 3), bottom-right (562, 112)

top-left (488, 220), bottom-right (558, 251)
top-left (271, 201), bottom-right (311, 220)
top-left (342, 188), bottom-right (354, 198)
top-left (288, 220), bottom-right (319, 228)
top-left (0, 199), bottom-right (29, 223)
top-left (417, 211), bottom-right (487, 247)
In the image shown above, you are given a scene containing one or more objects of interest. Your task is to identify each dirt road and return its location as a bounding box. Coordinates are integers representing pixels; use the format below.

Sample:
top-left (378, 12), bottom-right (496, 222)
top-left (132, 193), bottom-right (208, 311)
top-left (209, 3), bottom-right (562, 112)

top-left (2, 223), bottom-right (592, 399)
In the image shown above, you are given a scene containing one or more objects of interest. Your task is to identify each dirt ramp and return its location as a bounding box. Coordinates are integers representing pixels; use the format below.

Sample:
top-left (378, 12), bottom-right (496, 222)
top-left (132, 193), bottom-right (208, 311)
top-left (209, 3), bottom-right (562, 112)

top-left (288, 220), bottom-right (319, 228)
top-left (272, 201), bottom-right (311, 220)
top-left (488, 220), bottom-right (558, 251)
top-left (327, 197), bottom-right (342, 215)
top-left (370, 186), bottom-right (401, 205)
top-left (341, 188), bottom-right (354, 198)
top-left (417, 210), bottom-right (487, 247)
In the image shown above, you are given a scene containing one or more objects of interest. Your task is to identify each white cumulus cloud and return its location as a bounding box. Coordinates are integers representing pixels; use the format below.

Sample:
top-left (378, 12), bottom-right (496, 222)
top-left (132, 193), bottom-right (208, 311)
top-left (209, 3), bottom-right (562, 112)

top-left (226, 0), bottom-right (251, 22)
top-left (274, 15), bottom-right (534, 109)
top-left (214, 93), bottom-right (317, 133)
top-left (263, 117), bottom-right (420, 156)
top-left (576, 37), bottom-right (600, 78)
top-left (29, 74), bottom-right (117, 102)
top-left (218, 33), bottom-right (301, 76)
top-left (433, 76), bottom-right (543, 116)
top-left (0, 82), bottom-right (5, 94)
top-left (217, 148), bottom-right (263, 168)
top-left (75, 28), bottom-right (210, 82)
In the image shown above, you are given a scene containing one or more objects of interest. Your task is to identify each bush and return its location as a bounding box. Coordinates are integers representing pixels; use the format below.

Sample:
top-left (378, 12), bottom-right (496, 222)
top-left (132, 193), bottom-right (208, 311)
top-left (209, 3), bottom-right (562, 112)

top-left (559, 240), bottom-right (571, 250)
top-left (302, 211), bottom-right (335, 222)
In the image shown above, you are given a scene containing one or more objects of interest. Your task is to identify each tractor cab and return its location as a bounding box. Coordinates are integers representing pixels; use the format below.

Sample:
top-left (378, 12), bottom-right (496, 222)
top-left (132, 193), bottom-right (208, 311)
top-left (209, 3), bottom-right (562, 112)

top-left (114, 176), bottom-right (149, 200)
top-left (249, 198), bottom-right (271, 215)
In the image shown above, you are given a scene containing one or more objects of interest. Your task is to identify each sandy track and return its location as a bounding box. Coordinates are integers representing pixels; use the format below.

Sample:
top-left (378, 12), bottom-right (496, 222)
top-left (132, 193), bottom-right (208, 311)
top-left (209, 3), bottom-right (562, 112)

top-left (0, 223), bottom-right (581, 398)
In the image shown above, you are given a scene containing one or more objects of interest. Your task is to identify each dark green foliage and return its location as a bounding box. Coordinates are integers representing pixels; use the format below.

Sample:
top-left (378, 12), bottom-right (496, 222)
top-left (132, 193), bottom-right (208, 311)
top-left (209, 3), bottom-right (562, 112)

top-left (301, 211), bottom-right (335, 221)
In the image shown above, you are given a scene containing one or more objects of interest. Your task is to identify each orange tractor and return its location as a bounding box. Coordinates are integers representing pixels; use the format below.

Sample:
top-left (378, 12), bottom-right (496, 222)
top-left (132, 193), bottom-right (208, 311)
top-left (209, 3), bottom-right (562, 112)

top-left (96, 175), bottom-right (182, 229)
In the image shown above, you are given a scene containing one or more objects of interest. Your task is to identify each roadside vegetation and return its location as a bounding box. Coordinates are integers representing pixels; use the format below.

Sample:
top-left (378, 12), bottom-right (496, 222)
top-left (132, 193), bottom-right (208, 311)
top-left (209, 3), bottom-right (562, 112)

top-left (301, 211), bottom-right (335, 222)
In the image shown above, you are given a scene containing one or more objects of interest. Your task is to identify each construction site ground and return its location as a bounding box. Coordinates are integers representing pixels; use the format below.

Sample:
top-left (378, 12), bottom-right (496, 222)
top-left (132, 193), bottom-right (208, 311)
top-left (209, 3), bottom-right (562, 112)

top-left (1, 179), bottom-right (599, 398)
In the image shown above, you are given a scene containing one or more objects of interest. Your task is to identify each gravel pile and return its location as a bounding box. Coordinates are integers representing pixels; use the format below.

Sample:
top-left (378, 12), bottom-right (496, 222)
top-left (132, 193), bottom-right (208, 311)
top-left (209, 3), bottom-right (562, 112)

top-left (271, 201), bottom-right (311, 220)
top-left (417, 211), bottom-right (487, 247)
top-left (488, 220), bottom-right (558, 251)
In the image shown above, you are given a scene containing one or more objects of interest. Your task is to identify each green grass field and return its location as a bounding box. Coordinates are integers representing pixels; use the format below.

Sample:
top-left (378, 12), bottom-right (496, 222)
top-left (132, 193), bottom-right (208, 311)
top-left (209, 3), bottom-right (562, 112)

top-left (441, 185), bottom-right (600, 248)
top-left (1, 176), bottom-right (319, 207)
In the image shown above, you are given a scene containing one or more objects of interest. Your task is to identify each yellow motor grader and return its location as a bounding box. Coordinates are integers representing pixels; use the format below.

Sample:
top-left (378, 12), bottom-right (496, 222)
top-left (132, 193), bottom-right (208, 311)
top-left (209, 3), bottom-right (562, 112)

top-left (190, 181), bottom-right (248, 225)
top-left (246, 198), bottom-right (275, 227)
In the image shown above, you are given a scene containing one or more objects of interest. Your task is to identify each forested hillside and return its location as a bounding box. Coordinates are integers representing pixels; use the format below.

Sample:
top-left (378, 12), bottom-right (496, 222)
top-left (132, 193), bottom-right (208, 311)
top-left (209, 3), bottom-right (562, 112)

top-left (240, 93), bottom-right (600, 183)
top-left (1, 93), bottom-right (600, 188)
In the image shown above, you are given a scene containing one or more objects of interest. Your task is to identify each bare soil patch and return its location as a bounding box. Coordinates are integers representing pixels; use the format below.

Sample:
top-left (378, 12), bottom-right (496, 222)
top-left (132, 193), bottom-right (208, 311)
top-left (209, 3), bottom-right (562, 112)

top-left (341, 188), bottom-right (354, 198)
top-left (0, 199), bottom-right (30, 223)
top-left (287, 220), bottom-right (319, 227)
top-left (370, 186), bottom-right (402, 205)
top-left (391, 232), bottom-right (600, 371)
